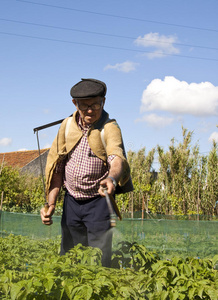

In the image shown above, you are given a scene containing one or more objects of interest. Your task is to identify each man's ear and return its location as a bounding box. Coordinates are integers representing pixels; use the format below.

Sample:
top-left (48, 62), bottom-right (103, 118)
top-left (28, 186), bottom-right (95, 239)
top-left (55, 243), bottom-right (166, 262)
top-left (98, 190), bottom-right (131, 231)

top-left (72, 99), bottom-right (77, 106)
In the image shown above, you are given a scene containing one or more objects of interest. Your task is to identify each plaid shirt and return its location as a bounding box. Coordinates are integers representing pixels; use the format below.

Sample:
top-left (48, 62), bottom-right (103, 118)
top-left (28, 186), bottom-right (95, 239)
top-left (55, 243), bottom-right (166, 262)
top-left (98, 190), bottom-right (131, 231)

top-left (56, 116), bottom-right (115, 200)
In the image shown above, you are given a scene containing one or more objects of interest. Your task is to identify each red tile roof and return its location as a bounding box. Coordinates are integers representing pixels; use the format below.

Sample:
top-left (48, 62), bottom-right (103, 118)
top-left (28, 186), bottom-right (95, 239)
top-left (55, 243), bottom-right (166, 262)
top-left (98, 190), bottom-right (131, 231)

top-left (0, 149), bottom-right (50, 169)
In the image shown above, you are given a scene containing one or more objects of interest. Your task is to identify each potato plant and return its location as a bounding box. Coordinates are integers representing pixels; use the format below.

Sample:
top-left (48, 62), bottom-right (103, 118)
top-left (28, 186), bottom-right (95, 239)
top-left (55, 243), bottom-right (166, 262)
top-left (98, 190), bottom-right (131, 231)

top-left (0, 235), bottom-right (217, 299)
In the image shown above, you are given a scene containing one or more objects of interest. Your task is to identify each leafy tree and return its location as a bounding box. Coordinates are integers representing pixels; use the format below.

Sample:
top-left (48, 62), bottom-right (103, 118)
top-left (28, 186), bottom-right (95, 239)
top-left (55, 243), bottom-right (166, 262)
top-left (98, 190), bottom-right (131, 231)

top-left (1, 127), bottom-right (217, 217)
top-left (126, 147), bottom-right (155, 213)
top-left (148, 127), bottom-right (217, 216)
top-left (0, 165), bottom-right (28, 210)
top-left (0, 165), bottom-right (64, 213)
top-left (202, 141), bottom-right (218, 215)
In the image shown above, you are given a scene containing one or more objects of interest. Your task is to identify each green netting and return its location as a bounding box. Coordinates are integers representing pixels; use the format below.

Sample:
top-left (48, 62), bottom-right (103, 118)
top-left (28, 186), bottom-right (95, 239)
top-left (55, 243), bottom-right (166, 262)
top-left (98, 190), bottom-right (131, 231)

top-left (122, 211), bottom-right (218, 220)
top-left (0, 211), bottom-right (217, 259)
top-left (0, 211), bottom-right (61, 239)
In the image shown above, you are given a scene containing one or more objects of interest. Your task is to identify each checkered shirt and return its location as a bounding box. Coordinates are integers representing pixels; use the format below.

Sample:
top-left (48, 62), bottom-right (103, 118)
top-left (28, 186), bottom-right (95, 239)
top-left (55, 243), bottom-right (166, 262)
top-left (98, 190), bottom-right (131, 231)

top-left (56, 116), bottom-right (115, 200)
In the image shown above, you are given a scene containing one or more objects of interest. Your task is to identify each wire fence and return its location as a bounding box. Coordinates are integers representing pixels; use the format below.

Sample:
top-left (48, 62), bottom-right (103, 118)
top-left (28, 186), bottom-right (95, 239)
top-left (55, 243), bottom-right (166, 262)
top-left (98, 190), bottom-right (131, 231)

top-left (0, 211), bottom-right (217, 259)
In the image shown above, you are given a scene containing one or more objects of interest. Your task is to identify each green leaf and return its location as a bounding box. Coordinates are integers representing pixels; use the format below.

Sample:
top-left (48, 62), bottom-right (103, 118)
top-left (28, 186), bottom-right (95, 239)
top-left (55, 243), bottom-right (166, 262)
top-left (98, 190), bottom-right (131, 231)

top-left (10, 281), bottom-right (26, 300)
top-left (205, 287), bottom-right (218, 300)
top-left (197, 285), bottom-right (204, 298)
top-left (170, 290), bottom-right (180, 300)
top-left (62, 280), bottom-right (74, 298)
top-left (183, 263), bottom-right (192, 277)
top-left (32, 278), bottom-right (43, 288)
top-left (168, 266), bottom-right (179, 278)
top-left (160, 290), bottom-right (169, 300)
top-left (71, 285), bottom-right (93, 300)
top-left (188, 287), bottom-right (196, 299)
top-left (156, 278), bottom-right (167, 292)
top-left (119, 286), bottom-right (138, 299)
top-left (212, 255), bottom-right (218, 266)
top-left (44, 278), bottom-right (55, 292)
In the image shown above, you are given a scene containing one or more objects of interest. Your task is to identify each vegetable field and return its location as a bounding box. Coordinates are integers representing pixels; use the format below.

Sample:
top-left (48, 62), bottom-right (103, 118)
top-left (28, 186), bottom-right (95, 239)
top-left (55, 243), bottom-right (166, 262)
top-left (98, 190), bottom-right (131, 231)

top-left (0, 235), bottom-right (217, 299)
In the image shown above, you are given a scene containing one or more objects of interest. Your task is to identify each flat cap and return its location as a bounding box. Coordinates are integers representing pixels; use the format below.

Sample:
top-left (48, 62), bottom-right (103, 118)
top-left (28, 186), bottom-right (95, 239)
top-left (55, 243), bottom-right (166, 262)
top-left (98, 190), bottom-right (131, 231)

top-left (70, 78), bottom-right (107, 99)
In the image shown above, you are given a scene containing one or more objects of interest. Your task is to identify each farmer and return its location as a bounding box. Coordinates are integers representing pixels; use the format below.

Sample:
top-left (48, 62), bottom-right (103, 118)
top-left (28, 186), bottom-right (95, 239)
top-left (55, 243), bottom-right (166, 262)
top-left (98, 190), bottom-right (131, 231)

top-left (40, 78), bottom-right (132, 267)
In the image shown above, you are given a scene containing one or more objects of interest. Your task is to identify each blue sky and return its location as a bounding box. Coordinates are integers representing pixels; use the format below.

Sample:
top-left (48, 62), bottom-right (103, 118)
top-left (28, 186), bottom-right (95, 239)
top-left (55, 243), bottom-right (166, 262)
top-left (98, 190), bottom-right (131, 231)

top-left (0, 0), bottom-right (218, 169)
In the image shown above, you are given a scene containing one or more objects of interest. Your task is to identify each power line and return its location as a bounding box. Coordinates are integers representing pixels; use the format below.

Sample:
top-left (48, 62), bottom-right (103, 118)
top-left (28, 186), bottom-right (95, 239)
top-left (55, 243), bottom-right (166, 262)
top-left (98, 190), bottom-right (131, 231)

top-left (16, 0), bottom-right (218, 33)
top-left (1, 31), bottom-right (218, 62)
top-left (1, 18), bottom-right (218, 51)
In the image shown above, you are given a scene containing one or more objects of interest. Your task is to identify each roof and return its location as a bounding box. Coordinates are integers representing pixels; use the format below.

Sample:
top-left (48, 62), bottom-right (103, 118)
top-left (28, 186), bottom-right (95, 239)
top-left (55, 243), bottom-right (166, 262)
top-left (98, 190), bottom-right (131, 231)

top-left (0, 149), bottom-right (50, 169)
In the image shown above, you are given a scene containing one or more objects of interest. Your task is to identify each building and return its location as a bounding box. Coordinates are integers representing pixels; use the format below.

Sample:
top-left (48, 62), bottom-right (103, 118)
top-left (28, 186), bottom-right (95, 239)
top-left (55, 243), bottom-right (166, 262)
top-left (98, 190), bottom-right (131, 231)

top-left (0, 149), bottom-right (49, 177)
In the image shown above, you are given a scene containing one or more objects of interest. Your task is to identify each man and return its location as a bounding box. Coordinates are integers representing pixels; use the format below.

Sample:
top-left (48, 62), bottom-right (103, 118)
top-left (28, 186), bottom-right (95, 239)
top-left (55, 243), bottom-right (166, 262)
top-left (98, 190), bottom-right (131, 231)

top-left (40, 78), bottom-right (131, 267)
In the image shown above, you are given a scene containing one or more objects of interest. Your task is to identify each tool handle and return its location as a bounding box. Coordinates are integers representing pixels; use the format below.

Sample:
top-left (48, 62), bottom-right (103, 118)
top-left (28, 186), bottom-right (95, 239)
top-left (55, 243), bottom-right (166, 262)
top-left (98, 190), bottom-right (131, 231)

top-left (108, 194), bottom-right (122, 221)
top-left (44, 202), bottom-right (49, 213)
top-left (103, 189), bottom-right (116, 227)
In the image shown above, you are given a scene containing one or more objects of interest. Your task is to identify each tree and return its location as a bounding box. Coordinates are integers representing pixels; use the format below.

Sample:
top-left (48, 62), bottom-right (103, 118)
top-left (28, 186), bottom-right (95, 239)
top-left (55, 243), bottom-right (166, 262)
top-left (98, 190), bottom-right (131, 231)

top-left (202, 141), bottom-right (218, 215)
top-left (125, 147), bottom-right (155, 214)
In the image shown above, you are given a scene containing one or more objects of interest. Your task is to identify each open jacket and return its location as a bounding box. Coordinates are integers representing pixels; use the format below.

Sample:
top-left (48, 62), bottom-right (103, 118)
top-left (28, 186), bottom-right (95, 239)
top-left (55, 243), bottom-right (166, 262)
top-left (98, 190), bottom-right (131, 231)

top-left (45, 110), bottom-right (132, 196)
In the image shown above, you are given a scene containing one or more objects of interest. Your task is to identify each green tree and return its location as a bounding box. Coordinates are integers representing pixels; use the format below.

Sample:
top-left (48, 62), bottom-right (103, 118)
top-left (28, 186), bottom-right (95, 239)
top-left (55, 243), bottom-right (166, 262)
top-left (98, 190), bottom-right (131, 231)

top-left (152, 127), bottom-right (217, 216)
top-left (126, 147), bottom-right (155, 213)
top-left (202, 141), bottom-right (218, 215)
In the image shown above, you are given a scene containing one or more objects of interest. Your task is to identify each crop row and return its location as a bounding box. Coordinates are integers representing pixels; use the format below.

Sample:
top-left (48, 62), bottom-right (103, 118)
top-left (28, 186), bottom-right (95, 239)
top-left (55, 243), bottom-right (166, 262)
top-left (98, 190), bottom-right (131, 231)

top-left (0, 235), bottom-right (217, 299)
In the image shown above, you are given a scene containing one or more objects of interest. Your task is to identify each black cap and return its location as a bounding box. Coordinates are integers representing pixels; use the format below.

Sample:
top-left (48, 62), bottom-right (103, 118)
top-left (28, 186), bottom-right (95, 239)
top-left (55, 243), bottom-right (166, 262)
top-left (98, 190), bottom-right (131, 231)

top-left (70, 78), bottom-right (107, 99)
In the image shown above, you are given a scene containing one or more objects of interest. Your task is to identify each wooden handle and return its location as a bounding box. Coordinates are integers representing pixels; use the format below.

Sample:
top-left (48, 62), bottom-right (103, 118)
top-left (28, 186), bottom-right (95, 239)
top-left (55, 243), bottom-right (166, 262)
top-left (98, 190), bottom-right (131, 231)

top-left (108, 194), bottom-right (122, 221)
top-left (44, 203), bottom-right (49, 213)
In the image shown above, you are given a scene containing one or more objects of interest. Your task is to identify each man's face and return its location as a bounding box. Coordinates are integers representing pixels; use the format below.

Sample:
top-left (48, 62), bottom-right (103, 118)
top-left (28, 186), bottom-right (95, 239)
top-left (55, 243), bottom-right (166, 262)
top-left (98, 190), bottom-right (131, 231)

top-left (73, 96), bottom-right (105, 126)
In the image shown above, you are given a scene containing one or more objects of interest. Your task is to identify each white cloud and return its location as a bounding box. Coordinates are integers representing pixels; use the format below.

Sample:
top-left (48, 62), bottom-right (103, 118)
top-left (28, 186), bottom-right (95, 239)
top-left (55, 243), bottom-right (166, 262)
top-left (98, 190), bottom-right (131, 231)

top-left (104, 61), bottom-right (139, 73)
top-left (209, 132), bottom-right (218, 143)
top-left (134, 32), bottom-right (180, 58)
top-left (0, 138), bottom-right (12, 146)
top-left (136, 113), bottom-right (174, 128)
top-left (18, 148), bottom-right (28, 151)
top-left (140, 76), bottom-right (218, 116)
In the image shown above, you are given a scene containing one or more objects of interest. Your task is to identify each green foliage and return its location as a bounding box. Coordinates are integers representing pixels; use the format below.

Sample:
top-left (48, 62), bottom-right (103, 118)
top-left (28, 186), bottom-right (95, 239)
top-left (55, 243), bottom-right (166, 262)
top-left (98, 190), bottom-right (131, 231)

top-left (0, 166), bottom-right (29, 211)
top-left (125, 147), bottom-right (155, 212)
top-left (0, 127), bottom-right (217, 217)
top-left (128, 127), bottom-right (218, 216)
top-left (0, 235), bottom-right (217, 299)
top-left (203, 141), bottom-right (218, 215)
top-left (0, 166), bottom-right (64, 214)
top-left (0, 166), bottom-right (44, 212)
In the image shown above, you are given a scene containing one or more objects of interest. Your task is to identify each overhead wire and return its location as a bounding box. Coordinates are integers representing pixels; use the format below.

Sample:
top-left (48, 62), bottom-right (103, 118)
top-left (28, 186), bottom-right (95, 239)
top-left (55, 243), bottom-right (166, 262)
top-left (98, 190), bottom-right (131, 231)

top-left (16, 0), bottom-right (218, 33)
top-left (1, 18), bottom-right (218, 52)
top-left (1, 1), bottom-right (217, 62)
top-left (1, 31), bottom-right (218, 62)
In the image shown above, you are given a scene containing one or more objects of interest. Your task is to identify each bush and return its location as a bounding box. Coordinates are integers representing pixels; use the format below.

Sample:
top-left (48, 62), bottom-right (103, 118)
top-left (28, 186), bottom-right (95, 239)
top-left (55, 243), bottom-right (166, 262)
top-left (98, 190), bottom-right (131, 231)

top-left (0, 166), bottom-right (64, 214)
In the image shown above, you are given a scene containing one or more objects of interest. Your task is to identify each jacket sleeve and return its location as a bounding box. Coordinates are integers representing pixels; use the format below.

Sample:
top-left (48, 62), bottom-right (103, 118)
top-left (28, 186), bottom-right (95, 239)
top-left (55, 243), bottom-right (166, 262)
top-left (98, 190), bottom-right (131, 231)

top-left (103, 120), bottom-right (130, 186)
top-left (45, 118), bottom-right (68, 195)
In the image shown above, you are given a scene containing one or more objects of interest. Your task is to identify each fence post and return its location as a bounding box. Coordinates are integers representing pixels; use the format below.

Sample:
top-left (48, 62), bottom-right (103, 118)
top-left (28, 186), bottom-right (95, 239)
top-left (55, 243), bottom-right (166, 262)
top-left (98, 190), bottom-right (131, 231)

top-left (141, 195), bottom-right (145, 225)
top-left (0, 191), bottom-right (3, 211)
top-left (0, 191), bottom-right (3, 237)
top-left (131, 192), bottom-right (134, 219)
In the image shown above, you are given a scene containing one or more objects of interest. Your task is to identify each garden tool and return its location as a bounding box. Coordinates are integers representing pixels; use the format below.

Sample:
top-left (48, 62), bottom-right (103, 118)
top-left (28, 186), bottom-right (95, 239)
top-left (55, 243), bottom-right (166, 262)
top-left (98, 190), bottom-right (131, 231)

top-left (104, 189), bottom-right (122, 227)
top-left (33, 116), bottom-right (73, 212)
top-left (33, 118), bottom-right (66, 213)
top-left (34, 129), bottom-right (49, 213)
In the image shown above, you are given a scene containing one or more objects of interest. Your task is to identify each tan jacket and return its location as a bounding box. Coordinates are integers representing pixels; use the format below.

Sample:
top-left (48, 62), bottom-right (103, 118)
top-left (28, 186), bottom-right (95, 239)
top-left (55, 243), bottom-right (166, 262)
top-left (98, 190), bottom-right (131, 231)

top-left (45, 110), bottom-right (130, 195)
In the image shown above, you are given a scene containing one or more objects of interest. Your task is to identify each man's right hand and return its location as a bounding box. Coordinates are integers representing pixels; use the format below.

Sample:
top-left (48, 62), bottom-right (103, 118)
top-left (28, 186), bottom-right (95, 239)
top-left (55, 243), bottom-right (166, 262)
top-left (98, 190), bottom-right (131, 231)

top-left (40, 205), bottom-right (55, 226)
